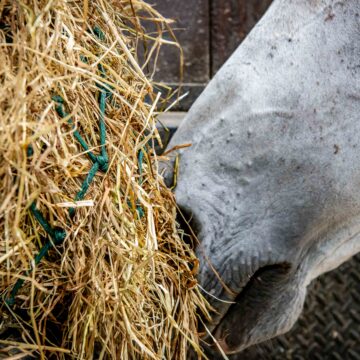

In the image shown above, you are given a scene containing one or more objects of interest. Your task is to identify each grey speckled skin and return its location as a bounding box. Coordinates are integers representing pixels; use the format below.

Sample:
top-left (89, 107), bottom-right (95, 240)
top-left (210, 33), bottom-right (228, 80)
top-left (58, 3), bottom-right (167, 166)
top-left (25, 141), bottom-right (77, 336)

top-left (162, 0), bottom-right (360, 355)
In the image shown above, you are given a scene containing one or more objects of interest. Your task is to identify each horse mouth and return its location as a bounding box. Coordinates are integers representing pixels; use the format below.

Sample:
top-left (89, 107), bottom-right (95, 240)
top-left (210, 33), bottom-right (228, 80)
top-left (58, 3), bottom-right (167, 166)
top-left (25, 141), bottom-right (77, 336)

top-left (209, 262), bottom-right (293, 354)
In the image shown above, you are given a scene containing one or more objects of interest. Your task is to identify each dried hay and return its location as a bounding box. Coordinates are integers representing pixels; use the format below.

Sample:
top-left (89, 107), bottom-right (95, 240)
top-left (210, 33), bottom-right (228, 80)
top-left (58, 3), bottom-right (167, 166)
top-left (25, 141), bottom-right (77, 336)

top-left (0, 1), bottom-right (210, 358)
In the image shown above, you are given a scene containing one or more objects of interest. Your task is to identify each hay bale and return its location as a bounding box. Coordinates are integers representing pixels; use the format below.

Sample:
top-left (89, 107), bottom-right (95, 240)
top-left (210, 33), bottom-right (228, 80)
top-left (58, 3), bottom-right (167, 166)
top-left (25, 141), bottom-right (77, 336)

top-left (0, 1), bottom-right (210, 358)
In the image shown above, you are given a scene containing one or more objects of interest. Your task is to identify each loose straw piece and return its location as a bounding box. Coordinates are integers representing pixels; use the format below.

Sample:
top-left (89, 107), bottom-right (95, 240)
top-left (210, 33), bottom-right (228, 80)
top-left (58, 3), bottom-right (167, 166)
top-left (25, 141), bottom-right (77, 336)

top-left (101, 10), bottom-right (153, 90)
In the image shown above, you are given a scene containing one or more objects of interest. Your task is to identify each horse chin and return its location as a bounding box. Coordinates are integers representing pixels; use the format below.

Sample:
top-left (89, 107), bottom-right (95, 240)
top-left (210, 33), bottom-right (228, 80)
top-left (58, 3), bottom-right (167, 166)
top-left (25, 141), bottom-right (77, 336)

top-left (211, 263), bottom-right (306, 354)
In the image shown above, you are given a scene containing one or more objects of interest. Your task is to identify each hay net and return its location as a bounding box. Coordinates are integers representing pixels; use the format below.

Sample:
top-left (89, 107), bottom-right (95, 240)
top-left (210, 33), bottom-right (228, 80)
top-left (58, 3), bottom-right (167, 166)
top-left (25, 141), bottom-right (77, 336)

top-left (0, 1), bottom-right (209, 358)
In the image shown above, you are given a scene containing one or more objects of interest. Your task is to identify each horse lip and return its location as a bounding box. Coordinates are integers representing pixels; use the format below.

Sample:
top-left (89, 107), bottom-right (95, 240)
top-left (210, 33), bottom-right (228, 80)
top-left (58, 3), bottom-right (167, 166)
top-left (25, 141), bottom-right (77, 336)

top-left (206, 276), bottom-right (254, 353)
top-left (199, 267), bottom-right (259, 342)
top-left (209, 262), bottom-right (293, 354)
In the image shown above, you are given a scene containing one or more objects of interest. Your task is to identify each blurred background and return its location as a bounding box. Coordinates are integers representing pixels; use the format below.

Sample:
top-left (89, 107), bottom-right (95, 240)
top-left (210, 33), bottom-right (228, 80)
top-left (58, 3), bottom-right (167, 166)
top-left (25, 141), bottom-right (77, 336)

top-left (151, 1), bottom-right (360, 359)
top-left (154, 0), bottom-right (273, 111)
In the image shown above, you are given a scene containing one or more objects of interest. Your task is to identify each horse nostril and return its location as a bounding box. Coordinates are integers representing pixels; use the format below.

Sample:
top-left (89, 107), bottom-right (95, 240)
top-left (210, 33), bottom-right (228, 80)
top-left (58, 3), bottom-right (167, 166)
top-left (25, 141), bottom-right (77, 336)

top-left (250, 262), bottom-right (292, 284)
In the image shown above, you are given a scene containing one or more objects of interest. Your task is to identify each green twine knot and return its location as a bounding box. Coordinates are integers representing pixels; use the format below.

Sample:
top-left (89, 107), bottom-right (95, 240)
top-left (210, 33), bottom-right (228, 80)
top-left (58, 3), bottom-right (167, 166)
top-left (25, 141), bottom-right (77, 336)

top-left (27, 144), bottom-right (34, 157)
top-left (5, 297), bottom-right (15, 306)
top-left (52, 94), bottom-right (64, 104)
top-left (52, 227), bottom-right (66, 245)
top-left (96, 154), bottom-right (108, 172)
top-left (29, 202), bottom-right (67, 249)
top-left (93, 26), bottom-right (105, 41)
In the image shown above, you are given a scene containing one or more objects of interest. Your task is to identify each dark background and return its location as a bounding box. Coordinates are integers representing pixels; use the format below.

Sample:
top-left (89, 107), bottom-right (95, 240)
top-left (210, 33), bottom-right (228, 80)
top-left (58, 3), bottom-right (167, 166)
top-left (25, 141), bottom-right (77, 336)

top-left (152, 0), bottom-right (273, 110)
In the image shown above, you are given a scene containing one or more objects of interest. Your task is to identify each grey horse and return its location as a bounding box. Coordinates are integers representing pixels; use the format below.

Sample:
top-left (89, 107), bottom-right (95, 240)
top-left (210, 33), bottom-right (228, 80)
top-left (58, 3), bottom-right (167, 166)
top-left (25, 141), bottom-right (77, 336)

top-left (162, 0), bottom-right (360, 354)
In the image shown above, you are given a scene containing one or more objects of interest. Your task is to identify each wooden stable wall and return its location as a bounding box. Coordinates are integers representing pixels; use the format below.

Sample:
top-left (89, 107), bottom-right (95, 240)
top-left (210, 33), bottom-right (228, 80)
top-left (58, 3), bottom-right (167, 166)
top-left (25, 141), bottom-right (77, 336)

top-left (152, 0), bottom-right (273, 110)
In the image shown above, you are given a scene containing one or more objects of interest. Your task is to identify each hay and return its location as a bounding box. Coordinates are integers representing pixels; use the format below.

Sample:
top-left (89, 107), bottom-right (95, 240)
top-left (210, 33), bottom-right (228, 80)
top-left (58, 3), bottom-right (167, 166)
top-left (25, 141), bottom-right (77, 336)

top-left (0, 1), bottom-right (210, 358)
